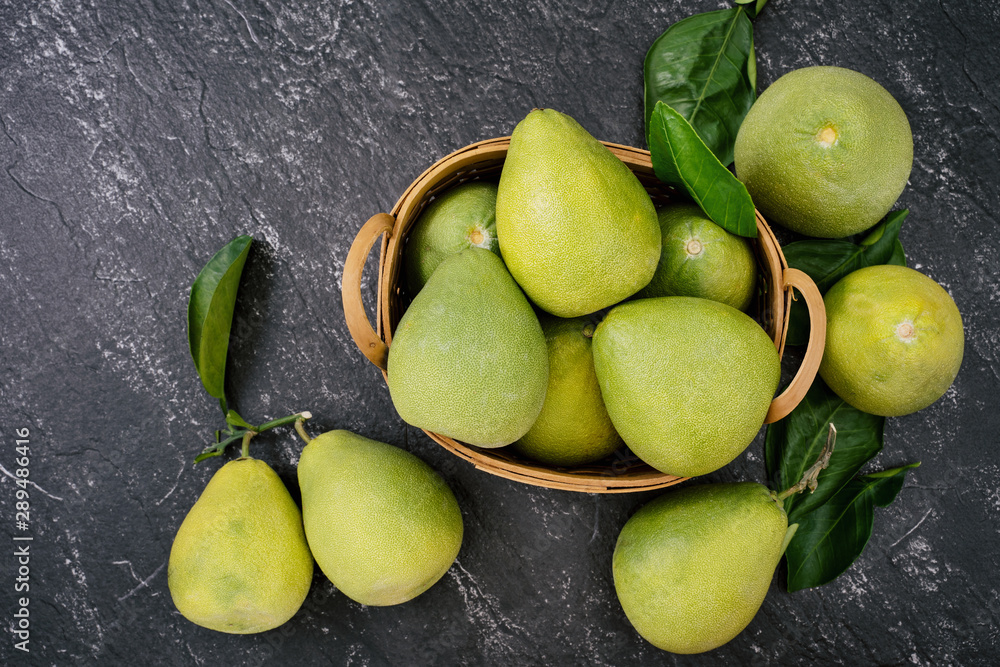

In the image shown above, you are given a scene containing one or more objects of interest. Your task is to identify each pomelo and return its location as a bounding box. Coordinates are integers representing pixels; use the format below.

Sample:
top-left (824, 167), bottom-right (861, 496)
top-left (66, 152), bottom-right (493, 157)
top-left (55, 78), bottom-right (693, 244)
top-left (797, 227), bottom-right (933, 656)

top-left (734, 66), bottom-right (913, 238)
top-left (168, 458), bottom-right (313, 634)
top-left (387, 248), bottom-right (548, 448)
top-left (496, 109), bottom-right (660, 317)
top-left (637, 202), bottom-right (757, 311)
top-left (613, 482), bottom-right (789, 653)
top-left (403, 181), bottom-right (499, 294)
top-left (592, 297), bottom-right (780, 478)
top-left (512, 315), bottom-right (623, 467)
top-left (820, 264), bottom-right (964, 417)
top-left (298, 430), bottom-right (463, 606)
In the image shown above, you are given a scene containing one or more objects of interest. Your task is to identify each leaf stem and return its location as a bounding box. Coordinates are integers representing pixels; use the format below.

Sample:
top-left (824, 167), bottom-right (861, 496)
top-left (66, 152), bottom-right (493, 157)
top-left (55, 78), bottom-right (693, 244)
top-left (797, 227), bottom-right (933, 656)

top-left (257, 411), bottom-right (312, 433)
top-left (778, 424), bottom-right (837, 501)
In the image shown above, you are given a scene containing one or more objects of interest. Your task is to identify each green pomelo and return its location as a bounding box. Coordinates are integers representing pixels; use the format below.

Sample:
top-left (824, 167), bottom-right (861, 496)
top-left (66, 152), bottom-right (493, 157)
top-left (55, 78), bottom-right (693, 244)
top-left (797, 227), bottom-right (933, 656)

top-left (299, 430), bottom-right (463, 606)
top-left (637, 202), bottom-right (757, 311)
top-left (820, 264), bottom-right (964, 417)
top-left (592, 297), bottom-right (780, 477)
top-left (403, 181), bottom-right (500, 294)
top-left (496, 108), bottom-right (661, 317)
top-left (512, 315), bottom-right (623, 467)
top-left (613, 482), bottom-right (790, 654)
top-left (387, 248), bottom-right (548, 448)
top-left (734, 66), bottom-right (913, 238)
top-left (168, 458), bottom-right (313, 634)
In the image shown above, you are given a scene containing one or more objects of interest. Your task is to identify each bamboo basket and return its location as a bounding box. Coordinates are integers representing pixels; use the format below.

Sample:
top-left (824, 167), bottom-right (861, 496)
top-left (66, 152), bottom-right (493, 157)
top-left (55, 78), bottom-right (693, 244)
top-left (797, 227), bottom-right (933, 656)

top-left (342, 137), bottom-right (826, 493)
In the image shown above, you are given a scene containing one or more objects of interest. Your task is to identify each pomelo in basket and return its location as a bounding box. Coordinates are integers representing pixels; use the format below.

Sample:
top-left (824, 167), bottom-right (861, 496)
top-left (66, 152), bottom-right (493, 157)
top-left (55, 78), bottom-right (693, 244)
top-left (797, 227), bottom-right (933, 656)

top-left (387, 247), bottom-right (548, 448)
top-left (403, 181), bottom-right (499, 294)
top-left (496, 108), bottom-right (660, 317)
top-left (512, 315), bottom-right (623, 467)
top-left (820, 264), bottom-right (963, 417)
top-left (734, 66), bottom-right (913, 238)
top-left (592, 297), bottom-right (780, 477)
top-left (636, 202), bottom-right (757, 311)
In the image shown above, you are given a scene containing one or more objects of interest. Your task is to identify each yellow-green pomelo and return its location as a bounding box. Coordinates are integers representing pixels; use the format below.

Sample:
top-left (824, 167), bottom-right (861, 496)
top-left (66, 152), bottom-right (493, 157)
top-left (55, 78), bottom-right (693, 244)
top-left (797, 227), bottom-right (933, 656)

top-left (734, 66), bottom-right (913, 238)
top-left (512, 316), bottom-right (623, 467)
top-left (168, 458), bottom-right (313, 634)
top-left (298, 430), bottom-right (463, 606)
top-left (613, 482), bottom-right (790, 654)
top-left (592, 297), bottom-right (780, 477)
top-left (820, 264), bottom-right (964, 417)
top-left (496, 108), bottom-right (660, 317)
top-left (387, 248), bottom-right (548, 448)
top-left (637, 202), bottom-right (757, 311)
top-left (403, 181), bottom-right (500, 294)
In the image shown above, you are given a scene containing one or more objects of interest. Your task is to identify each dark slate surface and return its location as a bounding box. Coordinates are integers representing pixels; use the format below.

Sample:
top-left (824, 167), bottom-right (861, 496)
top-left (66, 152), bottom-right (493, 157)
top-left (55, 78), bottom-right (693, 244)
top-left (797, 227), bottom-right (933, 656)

top-left (1, 0), bottom-right (998, 664)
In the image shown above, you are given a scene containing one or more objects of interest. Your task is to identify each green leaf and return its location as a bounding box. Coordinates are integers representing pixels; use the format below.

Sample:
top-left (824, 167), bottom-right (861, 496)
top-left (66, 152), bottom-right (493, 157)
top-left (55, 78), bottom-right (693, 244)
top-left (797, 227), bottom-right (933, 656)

top-left (643, 7), bottom-right (756, 166)
top-left (765, 378), bottom-right (885, 523)
top-left (226, 410), bottom-right (254, 430)
top-left (785, 463), bottom-right (920, 592)
top-left (865, 463), bottom-right (921, 506)
top-left (888, 239), bottom-right (907, 267)
top-left (783, 210), bottom-right (908, 345)
top-left (187, 235), bottom-right (253, 400)
top-left (648, 101), bottom-right (757, 237)
top-left (792, 209), bottom-right (908, 293)
top-left (194, 432), bottom-right (246, 464)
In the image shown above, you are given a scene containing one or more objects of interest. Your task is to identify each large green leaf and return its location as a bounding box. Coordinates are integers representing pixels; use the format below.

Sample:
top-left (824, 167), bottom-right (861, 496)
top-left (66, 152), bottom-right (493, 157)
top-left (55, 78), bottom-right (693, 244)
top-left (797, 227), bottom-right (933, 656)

top-left (783, 210), bottom-right (908, 345)
top-left (187, 235), bottom-right (253, 400)
top-left (643, 7), bottom-right (756, 166)
top-left (784, 209), bottom-right (908, 285)
top-left (785, 463), bottom-right (919, 592)
top-left (648, 101), bottom-right (757, 237)
top-left (765, 378), bottom-right (885, 523)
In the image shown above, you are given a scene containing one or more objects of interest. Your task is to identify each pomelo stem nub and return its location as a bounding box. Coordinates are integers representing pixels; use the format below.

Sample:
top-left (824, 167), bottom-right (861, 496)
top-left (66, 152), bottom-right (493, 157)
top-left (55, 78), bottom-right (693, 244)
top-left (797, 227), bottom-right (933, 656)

top-left (294, 415), bottom-right (312, 444)
top-left (815, 125), bottom-right (838, 148)
top-left (777, 424), bottom-right (837, 501)
top-left (240, 429), bottom-right (256, 458)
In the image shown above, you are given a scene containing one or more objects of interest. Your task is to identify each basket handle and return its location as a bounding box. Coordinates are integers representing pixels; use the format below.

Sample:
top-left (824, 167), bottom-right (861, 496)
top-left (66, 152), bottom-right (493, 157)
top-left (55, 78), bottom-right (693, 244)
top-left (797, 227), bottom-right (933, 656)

top-left (342, 213), bottom-right (394, 370)
top-left (764, 268), bottom-right (827, 423)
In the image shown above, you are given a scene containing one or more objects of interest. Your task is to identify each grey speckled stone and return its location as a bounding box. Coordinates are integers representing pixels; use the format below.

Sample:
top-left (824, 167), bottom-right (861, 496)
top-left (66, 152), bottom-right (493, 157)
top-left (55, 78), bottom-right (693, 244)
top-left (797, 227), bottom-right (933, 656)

top-left (1, 0), bottom-right (998, 664)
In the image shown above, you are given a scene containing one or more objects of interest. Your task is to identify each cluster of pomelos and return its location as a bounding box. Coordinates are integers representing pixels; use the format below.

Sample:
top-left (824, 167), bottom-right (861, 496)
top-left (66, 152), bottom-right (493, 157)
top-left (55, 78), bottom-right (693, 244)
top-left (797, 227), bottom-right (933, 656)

top-left (391, 108), bottom-right (779, 479)
top-left (736, 67), bottom-right (963, 418)
top-left (383, 66), bottom-right (963, 653)
top-left (168, 423), bottom-right (463, 634)
top-left (168, 64), bottom-right (963, 656)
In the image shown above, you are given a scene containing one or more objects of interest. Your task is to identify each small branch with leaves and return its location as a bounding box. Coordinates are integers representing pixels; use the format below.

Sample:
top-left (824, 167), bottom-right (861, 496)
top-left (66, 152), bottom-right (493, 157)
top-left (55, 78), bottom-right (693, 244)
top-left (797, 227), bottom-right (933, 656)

top-left (187, 235), bottom-right (312, 463)
top-left (195, 410), bottom-right (313, 463)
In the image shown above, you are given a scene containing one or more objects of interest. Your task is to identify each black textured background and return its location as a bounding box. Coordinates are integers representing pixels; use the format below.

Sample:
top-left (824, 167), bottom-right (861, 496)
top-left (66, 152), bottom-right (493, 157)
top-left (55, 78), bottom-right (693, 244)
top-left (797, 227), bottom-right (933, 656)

top-left (2, 0), bottom-right (999, 664)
